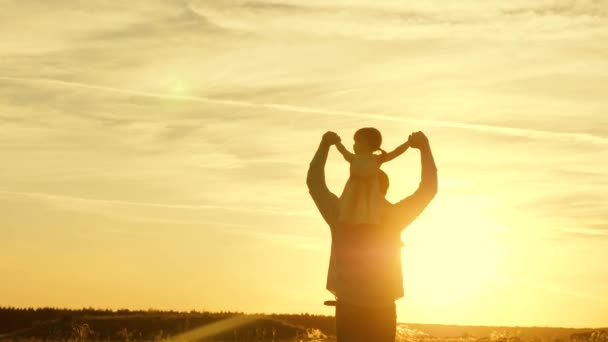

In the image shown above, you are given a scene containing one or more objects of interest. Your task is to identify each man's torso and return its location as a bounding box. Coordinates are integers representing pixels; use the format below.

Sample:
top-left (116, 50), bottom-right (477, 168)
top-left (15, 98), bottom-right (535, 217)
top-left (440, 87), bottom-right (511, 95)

top-left (327, 205), bottom-right (405, 306)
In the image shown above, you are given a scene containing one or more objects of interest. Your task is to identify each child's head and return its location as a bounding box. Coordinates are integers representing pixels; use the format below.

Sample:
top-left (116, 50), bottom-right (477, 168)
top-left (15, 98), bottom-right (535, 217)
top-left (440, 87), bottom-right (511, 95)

top-left (353, 127), bottom-right (382, 154)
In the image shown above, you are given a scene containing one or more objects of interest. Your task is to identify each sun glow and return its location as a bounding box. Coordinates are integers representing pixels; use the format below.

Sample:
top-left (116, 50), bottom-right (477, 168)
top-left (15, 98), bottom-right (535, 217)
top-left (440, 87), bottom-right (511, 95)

top-left (402, 193), bottom-right (507, 307)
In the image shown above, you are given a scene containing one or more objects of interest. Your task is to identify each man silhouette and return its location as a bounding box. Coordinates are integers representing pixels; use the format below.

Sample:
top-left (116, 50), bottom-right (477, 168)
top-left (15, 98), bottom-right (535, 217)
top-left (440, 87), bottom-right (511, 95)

top-left (307, 130), bottom-right (438, 342)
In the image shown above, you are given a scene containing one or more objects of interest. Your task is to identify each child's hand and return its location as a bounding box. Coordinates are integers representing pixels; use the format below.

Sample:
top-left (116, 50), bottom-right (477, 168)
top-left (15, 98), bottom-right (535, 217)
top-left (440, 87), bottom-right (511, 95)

top-left (408, 131), bottom-right (429, 149)
top-left (322, 131), bottom-right (340, 146)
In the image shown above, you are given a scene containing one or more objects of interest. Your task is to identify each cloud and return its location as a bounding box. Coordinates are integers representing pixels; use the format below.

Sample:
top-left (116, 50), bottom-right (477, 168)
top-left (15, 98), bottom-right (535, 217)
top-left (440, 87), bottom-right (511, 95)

top-left (0, 189), bottom-right (325, 252)
top-left (157, 124), bottom-right (201, 141)
top-left (502, 0), bottom-right (608, 17)
top-left (558, 226), bottom-right (608, 238)
top-left (486, 73), bottom-right (608, 102)
top-left (0, 1), bottom-right (170, 53)
top-left (236, 1), bottom-right (313, 13)
top-left (516, 191), bottom-right (608, 239)
top-left (84, 5), bottom-right (229, 44)
top-left (192, 0), bottom-right (608, 42)
top-left (0, 190), bottom-right (313, 218)
top-left (2, 76), bottom-right (606, 145)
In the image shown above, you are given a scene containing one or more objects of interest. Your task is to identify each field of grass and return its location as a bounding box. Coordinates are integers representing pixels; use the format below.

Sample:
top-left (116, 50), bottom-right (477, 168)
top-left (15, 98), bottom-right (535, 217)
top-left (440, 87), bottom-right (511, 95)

top-left (0, 307), bottom-right (605, 342)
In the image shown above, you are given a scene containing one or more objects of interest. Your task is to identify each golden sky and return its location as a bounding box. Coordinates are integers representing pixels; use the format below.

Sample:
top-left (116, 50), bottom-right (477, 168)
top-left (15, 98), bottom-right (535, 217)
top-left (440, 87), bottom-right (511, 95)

top-left (1, 0), bottom-right (607, 328)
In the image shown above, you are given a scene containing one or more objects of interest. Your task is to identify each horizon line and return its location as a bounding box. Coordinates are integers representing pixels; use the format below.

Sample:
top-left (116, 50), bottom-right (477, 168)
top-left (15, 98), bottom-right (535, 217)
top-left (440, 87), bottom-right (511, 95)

top-left (0, 305), bottom-right (605, 330)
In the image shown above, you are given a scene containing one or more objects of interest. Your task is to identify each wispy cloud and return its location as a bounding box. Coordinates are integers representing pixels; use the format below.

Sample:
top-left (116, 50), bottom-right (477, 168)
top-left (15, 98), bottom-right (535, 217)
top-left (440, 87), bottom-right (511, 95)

top-left (83, 5), bottom-right (229, 44)
top-left (512, 190), bottom-right (608, 240)
top-left (502, 1), bottom-right (608, 17)
top-left (196, 0), bottom-right (608, 41)
top-left (558, 226), bottom-right (608, 238)
top-left (0, 190), bottom-right (314, 217)
top-left (0, 189), bottom-right (325, 251)
top-left (2, 76), bottom-right (605, 144)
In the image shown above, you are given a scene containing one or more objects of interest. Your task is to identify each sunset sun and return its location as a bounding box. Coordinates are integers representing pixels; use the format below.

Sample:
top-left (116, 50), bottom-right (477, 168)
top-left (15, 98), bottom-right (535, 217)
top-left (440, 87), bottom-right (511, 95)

top-left (403, 195), bottom-right (507, 307)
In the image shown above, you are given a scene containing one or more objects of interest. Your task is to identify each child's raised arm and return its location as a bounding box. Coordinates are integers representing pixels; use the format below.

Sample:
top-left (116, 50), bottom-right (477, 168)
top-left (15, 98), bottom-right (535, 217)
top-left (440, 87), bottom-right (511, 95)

top-left (381, 140), bottom-right (411, 163)
top-left (335, 140), bottom-right (355, 162)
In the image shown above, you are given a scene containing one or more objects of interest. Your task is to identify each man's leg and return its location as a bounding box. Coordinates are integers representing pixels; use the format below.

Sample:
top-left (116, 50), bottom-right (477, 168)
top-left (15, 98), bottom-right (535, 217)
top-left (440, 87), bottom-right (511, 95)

top-left (365, 302), bottom-right (397, 342)
top-left (335, 301), bottom-right (396, 342)
top-left (335, 301), bottom-right (366, 342)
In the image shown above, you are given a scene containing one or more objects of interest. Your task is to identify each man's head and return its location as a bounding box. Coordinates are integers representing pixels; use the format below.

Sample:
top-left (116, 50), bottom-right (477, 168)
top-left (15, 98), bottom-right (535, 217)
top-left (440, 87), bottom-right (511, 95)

top-left (378, 169), bottom-right (389, 196)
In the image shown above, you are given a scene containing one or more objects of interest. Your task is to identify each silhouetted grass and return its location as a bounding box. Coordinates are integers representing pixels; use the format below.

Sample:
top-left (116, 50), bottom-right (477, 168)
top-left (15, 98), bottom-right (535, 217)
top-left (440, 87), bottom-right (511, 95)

top-left (0, 307), bottom-right (606, 342)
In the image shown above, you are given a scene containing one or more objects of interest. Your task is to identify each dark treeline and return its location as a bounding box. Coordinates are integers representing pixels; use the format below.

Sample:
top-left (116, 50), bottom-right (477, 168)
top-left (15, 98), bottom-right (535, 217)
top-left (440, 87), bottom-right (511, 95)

top-left (0, 307), bottom-right (331, 341)
top-left (0, 307), bottom-right (239, 333)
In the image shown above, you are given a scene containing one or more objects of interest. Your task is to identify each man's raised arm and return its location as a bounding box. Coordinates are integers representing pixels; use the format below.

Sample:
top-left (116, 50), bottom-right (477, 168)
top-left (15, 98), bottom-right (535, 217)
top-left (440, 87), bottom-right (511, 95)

top-left (393, 131), bottom-right (438, 229)
top-left (306, 132), bottom-right (340, 226)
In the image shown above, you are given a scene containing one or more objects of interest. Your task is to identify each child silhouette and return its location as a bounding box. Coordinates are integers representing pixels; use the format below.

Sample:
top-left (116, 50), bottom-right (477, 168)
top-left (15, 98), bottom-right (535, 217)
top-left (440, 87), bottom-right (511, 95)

top-left (334, 128), bottom-right (411, 225)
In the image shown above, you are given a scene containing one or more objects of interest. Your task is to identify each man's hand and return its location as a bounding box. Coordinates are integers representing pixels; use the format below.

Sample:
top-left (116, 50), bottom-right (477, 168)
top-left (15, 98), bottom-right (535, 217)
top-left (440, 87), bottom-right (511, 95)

top-left (321, 131), bottom-right (340, 146)
top-left (408, 131), bottom-right (430, 150)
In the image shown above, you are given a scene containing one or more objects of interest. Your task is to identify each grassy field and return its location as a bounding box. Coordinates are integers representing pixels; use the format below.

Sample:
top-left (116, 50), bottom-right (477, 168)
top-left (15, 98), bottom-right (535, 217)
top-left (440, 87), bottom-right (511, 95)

top-left (0, 308), bottom-right (605, 342)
